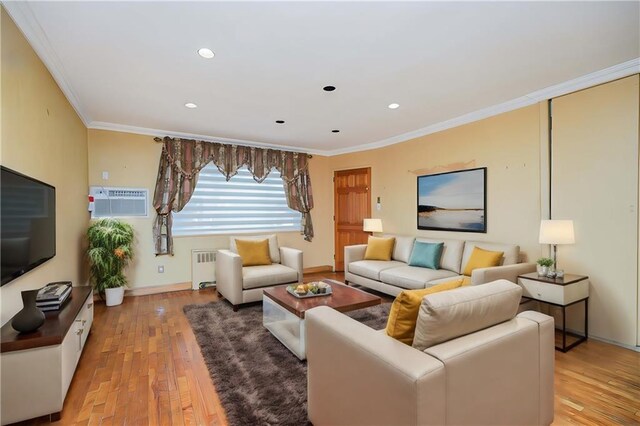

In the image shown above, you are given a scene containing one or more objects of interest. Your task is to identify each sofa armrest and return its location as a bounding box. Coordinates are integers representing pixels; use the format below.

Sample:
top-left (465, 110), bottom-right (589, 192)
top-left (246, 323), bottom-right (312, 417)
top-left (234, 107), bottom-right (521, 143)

top-left (215, 249), bottom-right (243, 305)
top-left (279, 246), bottom-right (303, 281)
top-left (471, 262), bottom-right (536, 285)
top-left (344, 244), bottom-right (367, 270)
top-left (518, 311), bottom-right (555, 426)
top-left (306, 306), bottom-right (446, 426)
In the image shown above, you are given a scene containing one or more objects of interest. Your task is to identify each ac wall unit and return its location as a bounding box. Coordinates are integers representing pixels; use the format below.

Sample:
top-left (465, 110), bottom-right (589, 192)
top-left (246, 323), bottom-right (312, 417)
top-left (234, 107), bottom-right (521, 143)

top-left (90, 186), bottom-right (148, 219)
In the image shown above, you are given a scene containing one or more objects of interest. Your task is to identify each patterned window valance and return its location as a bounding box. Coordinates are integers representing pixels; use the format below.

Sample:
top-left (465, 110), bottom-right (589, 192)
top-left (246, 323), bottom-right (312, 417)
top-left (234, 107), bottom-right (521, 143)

top-left (152, 136), bottom-right (314, 255)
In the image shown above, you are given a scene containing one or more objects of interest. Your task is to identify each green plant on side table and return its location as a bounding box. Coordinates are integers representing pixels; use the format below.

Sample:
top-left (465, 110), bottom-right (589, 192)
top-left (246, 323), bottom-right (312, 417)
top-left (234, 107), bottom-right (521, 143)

top-left (87, 218), bottom-right (134, 306)
top-left (536, 257), bottom-right (554, 277)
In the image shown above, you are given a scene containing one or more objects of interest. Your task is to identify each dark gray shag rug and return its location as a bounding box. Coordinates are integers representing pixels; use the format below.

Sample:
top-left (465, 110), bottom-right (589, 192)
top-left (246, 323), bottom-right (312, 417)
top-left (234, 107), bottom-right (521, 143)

top-left (183, 300), bottom-right (390, 426)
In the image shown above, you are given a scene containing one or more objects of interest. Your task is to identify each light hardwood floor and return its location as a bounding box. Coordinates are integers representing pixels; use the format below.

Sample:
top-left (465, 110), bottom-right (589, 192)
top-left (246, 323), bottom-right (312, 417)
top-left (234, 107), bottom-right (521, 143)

top-left (28, 272), bottom-right (639, 425)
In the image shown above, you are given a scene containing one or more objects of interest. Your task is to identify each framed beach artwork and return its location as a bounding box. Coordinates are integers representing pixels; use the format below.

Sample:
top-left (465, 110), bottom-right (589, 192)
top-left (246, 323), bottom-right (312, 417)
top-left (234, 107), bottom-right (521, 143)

top-left (417, 167), bottom-right (487, 233)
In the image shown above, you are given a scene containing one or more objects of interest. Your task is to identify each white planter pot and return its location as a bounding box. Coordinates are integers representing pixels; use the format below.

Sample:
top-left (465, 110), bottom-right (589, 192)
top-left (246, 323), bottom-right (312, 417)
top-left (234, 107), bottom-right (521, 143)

top-left (105, 287), bottom-right (125, 306)
top-left (537, 265), bottom-right (549, 277)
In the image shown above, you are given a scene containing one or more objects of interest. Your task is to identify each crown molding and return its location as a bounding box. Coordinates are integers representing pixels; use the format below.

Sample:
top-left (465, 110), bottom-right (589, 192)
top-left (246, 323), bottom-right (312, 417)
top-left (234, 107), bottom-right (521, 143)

top-left (91, 57), bottom-right (640, 157)
top-left (5, 1), bottom-right (638, 157)
top-left (3, 1), bottom-right (91, 126)
top-left (88, 122), bottom-right (325, 155)
top-left (324, 58), bottom-right (640, 156)
top-left (525, 58), bottom-right (640, 102)
top-left (325, 95), bottom-right (538, 156)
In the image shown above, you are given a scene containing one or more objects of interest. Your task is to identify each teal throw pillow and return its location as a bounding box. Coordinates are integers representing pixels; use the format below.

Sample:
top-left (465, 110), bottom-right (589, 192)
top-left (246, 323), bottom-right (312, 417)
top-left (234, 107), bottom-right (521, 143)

top-left (408, 241), bottom-right (444, 270)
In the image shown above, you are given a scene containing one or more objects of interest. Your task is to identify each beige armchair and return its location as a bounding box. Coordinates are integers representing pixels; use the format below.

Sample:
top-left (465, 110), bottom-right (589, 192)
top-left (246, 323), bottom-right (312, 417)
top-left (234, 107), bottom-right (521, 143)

top-left (306, 280), bottom-right (554, 426)
top-left (215, 235), bottom-right (303, 311)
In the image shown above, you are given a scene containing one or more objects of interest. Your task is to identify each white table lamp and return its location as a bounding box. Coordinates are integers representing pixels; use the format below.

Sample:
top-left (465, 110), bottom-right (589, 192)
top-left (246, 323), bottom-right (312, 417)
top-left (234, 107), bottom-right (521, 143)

top-left (539, 219), bottom-right (575, 271)
top-left (363, 218), bottom-right (383, 234)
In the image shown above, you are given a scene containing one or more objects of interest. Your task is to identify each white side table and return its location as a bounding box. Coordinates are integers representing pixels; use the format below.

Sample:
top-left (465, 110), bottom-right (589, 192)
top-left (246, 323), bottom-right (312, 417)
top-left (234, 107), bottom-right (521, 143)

top-left (517, 272), bottom-right (589, 352)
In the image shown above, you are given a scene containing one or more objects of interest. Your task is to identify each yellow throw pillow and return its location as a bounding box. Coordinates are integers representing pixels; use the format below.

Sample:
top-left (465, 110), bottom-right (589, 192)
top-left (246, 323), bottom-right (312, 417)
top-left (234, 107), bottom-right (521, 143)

top-left (385, 278), bottom-right (465, 345)
top-left (463, 247), bottom-right (504, 276)
top-left (364, 236), bottom-right (395, 261)
top-left (235, 239), bottom-right (272, 267)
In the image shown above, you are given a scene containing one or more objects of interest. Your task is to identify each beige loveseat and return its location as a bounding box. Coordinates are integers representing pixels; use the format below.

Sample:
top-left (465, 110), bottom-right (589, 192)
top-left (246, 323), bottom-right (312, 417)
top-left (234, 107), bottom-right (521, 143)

top-left (215, 235), bottom-right (303, 310)
top-left (345, 235), bottom-right (535, 296)
top-left (306, 280), bottom-right (555, 426)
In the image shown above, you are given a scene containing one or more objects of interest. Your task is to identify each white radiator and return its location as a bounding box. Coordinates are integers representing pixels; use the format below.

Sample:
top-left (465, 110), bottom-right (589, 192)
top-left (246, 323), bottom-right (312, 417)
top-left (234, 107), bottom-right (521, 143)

top-left (191, 249), bottom-right (217, 290)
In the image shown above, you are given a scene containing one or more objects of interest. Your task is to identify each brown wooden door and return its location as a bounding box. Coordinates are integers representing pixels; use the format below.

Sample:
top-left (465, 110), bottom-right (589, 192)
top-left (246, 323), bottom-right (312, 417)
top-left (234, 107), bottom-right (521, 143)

top-left (334, 167), bottom-right (371, 271)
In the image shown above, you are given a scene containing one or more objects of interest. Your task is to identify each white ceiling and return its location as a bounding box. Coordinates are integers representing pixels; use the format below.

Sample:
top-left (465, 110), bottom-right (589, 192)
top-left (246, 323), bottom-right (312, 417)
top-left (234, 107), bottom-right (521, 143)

top-left (6, 1), bottom-right (640, 155)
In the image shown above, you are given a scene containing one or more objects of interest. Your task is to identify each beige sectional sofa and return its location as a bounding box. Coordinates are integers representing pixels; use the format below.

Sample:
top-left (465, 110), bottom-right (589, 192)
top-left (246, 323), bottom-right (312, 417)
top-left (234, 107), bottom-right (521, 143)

top-left (345, 235), bottom-right (535, 296)
top-left (306, 280), bottom-right (555, 425)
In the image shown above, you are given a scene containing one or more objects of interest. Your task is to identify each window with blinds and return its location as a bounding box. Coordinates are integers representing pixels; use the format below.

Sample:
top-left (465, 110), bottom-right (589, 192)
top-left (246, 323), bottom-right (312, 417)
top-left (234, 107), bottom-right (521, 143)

top-left (172, 164), bottom-right (302, 236)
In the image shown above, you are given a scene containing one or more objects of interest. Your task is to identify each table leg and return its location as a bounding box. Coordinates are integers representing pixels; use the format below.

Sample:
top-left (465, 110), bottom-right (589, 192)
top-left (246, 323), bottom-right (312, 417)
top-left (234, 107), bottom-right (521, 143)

top-left (562, 305), bottom-right (567, 352)
top-left (585, 298), bottom-right (589, 340)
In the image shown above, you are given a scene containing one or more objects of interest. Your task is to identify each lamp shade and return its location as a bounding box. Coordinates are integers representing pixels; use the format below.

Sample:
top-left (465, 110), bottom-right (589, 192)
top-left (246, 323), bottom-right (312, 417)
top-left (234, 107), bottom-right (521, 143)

top-left (363, 218), bottom-right (383, 233)
top-left (539, 220), bottom-right (575, 245)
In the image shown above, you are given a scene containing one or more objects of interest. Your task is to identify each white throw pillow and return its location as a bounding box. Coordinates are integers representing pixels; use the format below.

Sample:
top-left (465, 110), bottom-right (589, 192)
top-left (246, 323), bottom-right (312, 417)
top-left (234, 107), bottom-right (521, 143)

top-left (383, 234), bottom-right (416, 264)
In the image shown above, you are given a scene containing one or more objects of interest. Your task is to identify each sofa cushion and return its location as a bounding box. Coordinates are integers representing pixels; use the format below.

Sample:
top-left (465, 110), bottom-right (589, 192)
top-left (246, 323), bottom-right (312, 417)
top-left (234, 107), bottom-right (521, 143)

top-left (385, 278), bottom-right (465, 345)
top-left (380, 266), bottom-right (458, 290)
top-left (364, 237), bottom-right (395, 261)
top-left (230, 234), bottom-right (281, 264)
top-left (462, 247), bottom-right (503, 276)
top-left (415, 238), bottom-right (464, 274)
top-left (235, 239), bottom-right (272, 266)
top-left (242, 264), bottom-right (298, 289)
top-left (408, 241), bottom-right (444, 270)
top-left (461, 241), bottom-right (519, 268)
top-left (412, 280), bottom-right (523, 351)
top-left (348, 260), bottom-right (405, 281)
top-left (384, 234), bottom-right (416, 264)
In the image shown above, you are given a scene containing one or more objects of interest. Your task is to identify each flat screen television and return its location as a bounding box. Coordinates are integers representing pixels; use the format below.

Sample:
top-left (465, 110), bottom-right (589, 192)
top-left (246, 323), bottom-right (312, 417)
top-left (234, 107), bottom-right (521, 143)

top-left (1, 166), bottom-right (56, 286)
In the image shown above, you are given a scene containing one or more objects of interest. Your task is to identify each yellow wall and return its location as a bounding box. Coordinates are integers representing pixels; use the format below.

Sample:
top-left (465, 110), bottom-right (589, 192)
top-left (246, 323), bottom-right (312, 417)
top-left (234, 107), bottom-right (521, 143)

top-left (552, 75), bottom-right (639, 347)
top-left (71, 78), bottom-right (640, 348)
top-left (327, 104), bottom-right (545, 261)
top-left (87, 129), bottom-right (334, 288)
top-left (324, 80), bottom-right (640, 347)
top-left (88, 105), bottom-right (544, 288)
top-left (0, 9), bottom-right (88, 326)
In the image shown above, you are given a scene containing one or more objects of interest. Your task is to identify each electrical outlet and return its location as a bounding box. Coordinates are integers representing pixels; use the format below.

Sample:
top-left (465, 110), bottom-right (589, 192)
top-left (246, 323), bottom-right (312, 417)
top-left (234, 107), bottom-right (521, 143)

top-left (158, 265), bottom-right (164, 273)
top-left (102, 171), bottom-right (109, 180)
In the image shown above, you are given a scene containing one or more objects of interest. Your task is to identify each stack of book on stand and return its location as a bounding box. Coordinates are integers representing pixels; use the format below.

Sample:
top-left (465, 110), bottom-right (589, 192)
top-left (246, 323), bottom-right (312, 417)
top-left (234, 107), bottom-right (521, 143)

top-left (36, 282), bottom-right (72, 312)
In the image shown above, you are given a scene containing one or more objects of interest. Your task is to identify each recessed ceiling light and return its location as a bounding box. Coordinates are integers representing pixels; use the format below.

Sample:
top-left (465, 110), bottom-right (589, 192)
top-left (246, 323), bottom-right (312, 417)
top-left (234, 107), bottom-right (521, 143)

top-left (275, 120), bottom-right (285, 124)
top-left (388, 103), bottom-right (400, 109)
top-left (197, 48), bottom-right (215, 59)
top-left (184, 102), bottom-right (198, 109)
top-left (323, 86), bottom-right (336, 92)
top-left (331, 129), bottom-right (340, 133)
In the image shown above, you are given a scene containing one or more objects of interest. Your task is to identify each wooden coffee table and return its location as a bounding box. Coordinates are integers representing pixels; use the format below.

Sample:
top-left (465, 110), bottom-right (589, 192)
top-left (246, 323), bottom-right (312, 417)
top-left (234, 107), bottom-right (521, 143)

top-left (262, 279), bottom-right (381, 360)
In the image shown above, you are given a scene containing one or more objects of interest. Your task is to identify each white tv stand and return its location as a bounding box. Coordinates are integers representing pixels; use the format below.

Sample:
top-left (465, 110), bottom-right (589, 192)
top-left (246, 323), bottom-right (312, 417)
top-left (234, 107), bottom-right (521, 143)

top-left (0, 286), bottom-right (93, 424)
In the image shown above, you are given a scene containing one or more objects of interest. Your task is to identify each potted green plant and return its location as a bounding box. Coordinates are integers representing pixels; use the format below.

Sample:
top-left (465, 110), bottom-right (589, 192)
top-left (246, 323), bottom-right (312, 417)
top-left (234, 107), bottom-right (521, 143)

top-left (536, 257), bottom-right (554, 277)
top-left (87, 218), bottom-right (134, 306)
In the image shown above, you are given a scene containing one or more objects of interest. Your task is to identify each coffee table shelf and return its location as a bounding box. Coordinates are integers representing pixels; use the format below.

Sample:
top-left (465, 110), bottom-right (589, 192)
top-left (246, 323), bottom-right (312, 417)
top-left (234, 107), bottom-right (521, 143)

top-left (262, 279), bottom-right (381, 360)
top-left (263, 296), bottom-right (307, 359)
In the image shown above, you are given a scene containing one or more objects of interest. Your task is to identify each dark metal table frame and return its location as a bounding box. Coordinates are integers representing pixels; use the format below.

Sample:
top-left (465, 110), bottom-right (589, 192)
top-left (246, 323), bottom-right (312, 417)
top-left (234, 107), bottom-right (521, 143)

top-left (522, 296), bottom-right (588, 352)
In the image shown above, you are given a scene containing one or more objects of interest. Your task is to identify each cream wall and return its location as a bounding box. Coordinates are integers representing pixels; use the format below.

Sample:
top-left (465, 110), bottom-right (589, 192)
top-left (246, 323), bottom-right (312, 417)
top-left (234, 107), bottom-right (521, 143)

top-left (327, 104), bottom-right (545, 262)
top-left (87, 130), bottom-right (334, 288)
top-left (0, 9), bottom-right (88, 326)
